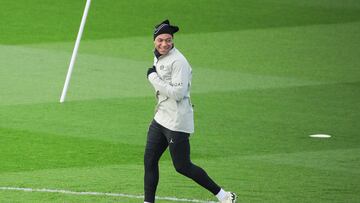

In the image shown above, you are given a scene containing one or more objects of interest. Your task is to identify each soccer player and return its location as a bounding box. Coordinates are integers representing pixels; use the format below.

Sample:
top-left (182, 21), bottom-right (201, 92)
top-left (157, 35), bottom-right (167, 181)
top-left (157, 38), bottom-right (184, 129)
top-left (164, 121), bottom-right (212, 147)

top-left (144, 19), bottom-right (237, 203)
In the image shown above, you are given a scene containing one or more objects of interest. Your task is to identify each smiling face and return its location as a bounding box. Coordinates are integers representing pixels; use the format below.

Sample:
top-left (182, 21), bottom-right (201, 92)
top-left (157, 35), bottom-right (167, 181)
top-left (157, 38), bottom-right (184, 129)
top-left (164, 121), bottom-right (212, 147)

top-left (154, 33), bottom-right (173, 55)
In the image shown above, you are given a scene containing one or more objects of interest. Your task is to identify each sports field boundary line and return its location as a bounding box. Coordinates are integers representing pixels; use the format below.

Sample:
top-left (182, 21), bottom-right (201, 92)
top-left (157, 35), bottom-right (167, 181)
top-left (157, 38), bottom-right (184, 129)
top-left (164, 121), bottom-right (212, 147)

top-left (0, 186), bottom-right (217, 203)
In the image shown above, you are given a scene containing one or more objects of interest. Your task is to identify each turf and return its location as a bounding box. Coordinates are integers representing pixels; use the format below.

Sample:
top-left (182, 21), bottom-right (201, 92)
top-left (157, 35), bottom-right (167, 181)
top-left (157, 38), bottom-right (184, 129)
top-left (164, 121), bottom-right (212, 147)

top-left (0, 0), bottom-right (359, 202)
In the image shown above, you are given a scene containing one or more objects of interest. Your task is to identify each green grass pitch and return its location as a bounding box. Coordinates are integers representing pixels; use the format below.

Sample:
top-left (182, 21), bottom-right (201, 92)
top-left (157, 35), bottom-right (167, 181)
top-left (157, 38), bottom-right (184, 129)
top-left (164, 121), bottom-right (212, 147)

top-left (1, 0), bottom-right (360, 202)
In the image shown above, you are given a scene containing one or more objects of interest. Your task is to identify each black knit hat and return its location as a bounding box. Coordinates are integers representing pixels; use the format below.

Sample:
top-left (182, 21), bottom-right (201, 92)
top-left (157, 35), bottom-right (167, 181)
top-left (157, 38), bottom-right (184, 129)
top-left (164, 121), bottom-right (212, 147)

top-left (153, 19), bottom-right (179, 40)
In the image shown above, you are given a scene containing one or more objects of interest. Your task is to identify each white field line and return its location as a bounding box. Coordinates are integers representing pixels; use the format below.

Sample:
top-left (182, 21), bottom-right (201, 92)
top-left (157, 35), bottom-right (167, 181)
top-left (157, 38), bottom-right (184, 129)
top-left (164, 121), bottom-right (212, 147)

top-left (0, 186), bottom-right (217, 203)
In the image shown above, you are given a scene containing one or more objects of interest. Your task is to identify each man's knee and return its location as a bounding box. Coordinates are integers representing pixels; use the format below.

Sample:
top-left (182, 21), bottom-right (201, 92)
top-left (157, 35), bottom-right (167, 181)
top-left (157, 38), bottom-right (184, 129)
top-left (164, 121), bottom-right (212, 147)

top-left (173, 161), bottom-right (192, 176)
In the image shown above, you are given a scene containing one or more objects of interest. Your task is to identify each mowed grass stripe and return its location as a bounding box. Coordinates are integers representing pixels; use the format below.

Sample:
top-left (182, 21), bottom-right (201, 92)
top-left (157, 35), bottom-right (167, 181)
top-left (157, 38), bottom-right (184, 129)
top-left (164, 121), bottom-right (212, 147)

top-left (25, 21), bottom-right (360, 79)
top-left (1, 0), bottom-right (360, 44)
top-left (0, 127), bottom-right (143, 173)
top-left (0, 164), bottom-right (144, 193)
top-left (0, 44), bottom-right (327, 105)
top-left (1, 81), bottom-right (358, 157)
top-left (244, 148), bottom-right (360, 174)
top-left (0, 44), bottom-right (151, 105)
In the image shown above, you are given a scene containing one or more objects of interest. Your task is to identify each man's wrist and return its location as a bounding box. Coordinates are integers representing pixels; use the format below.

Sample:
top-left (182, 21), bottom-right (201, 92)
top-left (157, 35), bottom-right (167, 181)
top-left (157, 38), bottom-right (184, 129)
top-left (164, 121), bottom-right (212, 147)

top-left (147, 66), bottom-right (157, 78)
top-left (147, 71), bottom-right (157, 80)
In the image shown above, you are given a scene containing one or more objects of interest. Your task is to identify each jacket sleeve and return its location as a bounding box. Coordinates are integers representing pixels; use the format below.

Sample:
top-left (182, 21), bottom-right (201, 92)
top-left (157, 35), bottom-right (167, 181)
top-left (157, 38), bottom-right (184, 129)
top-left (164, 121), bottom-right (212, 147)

top-left (148, 60), bottom-right (190, 101)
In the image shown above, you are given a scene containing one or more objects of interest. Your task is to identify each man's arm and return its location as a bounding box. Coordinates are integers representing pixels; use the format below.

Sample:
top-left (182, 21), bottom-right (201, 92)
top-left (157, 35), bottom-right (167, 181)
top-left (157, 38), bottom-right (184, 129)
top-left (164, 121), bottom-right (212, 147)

top-left (148, 60), bottom-right (189, 101)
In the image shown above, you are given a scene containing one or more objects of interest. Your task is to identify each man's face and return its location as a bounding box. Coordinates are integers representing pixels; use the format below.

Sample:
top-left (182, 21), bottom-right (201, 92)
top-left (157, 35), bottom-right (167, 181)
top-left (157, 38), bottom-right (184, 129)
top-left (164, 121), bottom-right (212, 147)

top-left (154, 34), bottom-right (173, 55)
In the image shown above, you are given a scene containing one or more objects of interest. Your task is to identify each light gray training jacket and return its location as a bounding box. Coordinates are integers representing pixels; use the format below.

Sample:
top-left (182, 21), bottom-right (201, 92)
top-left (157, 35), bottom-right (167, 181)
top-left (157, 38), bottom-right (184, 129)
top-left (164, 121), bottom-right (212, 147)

top-left (148, 47), bottom-right (194, 133)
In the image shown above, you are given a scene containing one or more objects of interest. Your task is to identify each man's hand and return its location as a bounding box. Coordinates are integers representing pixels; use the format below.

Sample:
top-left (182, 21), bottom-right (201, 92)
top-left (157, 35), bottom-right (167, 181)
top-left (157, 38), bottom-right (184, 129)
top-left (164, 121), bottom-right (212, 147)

top-left (147, 65), bottom-right (157, 78)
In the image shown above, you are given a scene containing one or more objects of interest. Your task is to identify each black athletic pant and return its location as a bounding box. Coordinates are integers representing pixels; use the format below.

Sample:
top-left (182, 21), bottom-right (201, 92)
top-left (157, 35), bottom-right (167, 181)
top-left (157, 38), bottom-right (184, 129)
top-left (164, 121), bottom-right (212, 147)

top-left (144, 120), bottom-right (221, 202)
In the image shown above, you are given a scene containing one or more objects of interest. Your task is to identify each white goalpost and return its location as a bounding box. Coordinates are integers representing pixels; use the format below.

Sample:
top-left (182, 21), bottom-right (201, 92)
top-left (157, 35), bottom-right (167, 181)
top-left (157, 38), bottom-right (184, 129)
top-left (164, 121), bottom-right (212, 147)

top-left (60, 0), bottom-right (92, 103)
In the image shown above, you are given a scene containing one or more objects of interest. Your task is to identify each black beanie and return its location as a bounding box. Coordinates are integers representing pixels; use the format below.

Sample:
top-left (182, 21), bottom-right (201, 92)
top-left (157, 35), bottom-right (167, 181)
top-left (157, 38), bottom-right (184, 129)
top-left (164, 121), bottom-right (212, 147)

top-left (153, 19), bottom-right (179, 40)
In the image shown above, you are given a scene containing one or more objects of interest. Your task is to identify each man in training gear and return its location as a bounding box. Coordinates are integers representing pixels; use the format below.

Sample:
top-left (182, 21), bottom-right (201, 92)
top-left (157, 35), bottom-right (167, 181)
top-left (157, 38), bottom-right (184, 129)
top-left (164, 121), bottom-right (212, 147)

top-left (144, 19), bottom-right (237, 203)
